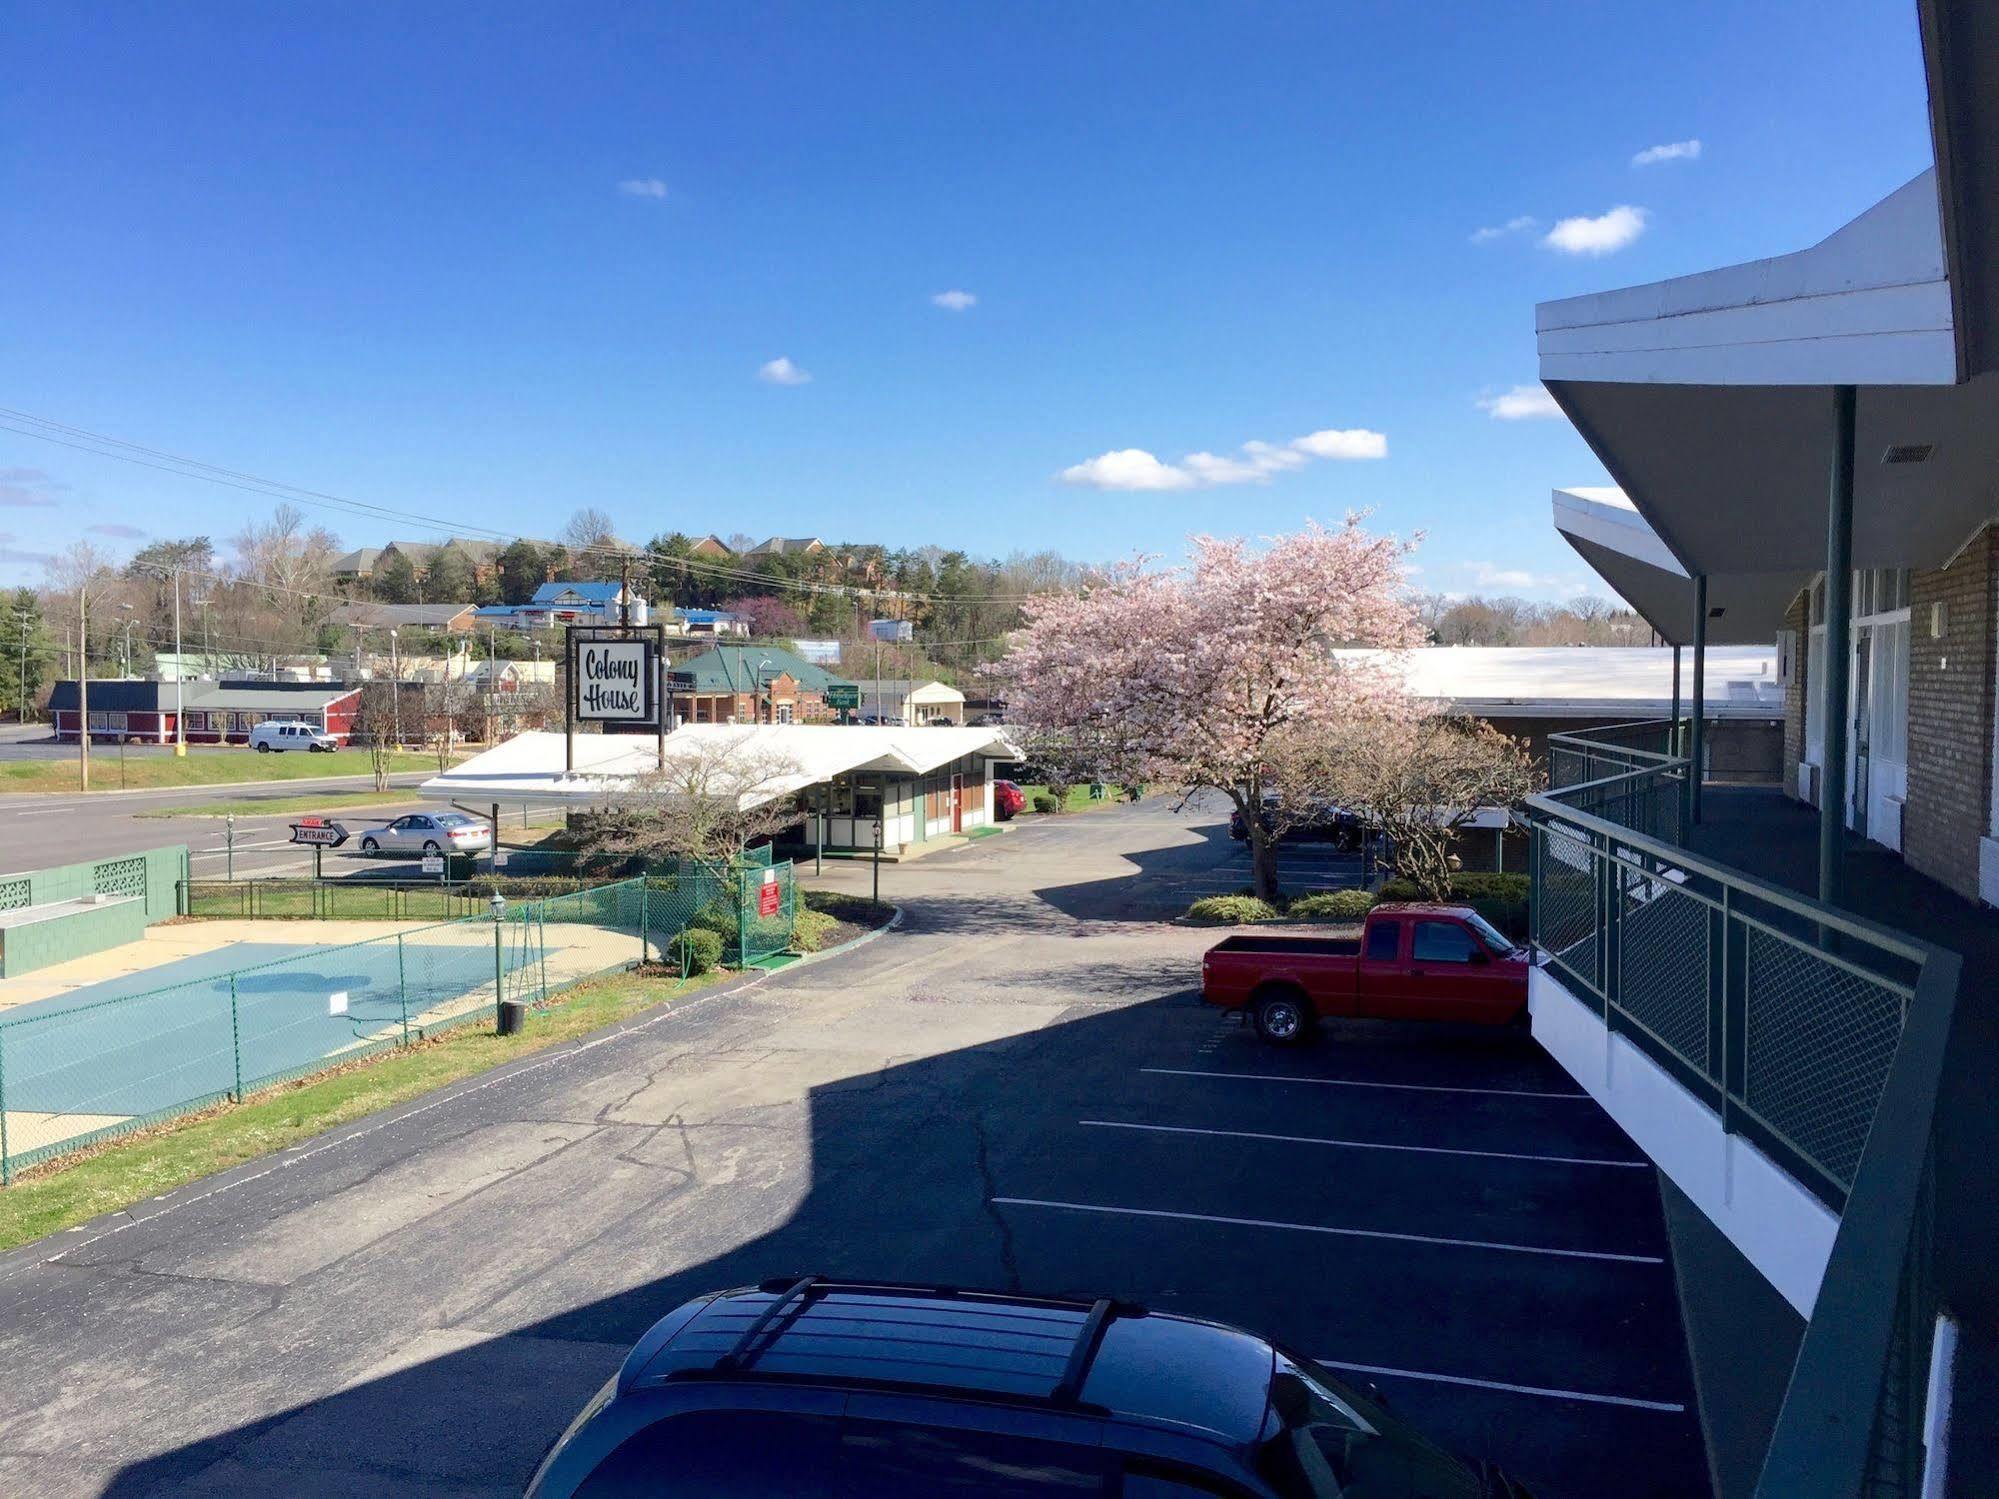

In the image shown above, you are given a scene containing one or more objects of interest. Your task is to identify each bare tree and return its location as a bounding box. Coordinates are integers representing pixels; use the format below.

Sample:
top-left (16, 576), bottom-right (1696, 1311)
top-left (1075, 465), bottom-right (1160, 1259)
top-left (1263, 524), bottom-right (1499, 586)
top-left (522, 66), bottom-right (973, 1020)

top-left (1324, 712), bottom-right (1539, 897)
top-left (574, 737), bottom-right (805, 865)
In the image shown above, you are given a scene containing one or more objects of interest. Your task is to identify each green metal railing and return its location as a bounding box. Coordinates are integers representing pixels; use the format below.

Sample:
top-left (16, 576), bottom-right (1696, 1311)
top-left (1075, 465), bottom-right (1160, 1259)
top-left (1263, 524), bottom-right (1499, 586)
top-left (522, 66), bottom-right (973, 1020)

top-left (1529, 727), bottom-right (1960, 1498)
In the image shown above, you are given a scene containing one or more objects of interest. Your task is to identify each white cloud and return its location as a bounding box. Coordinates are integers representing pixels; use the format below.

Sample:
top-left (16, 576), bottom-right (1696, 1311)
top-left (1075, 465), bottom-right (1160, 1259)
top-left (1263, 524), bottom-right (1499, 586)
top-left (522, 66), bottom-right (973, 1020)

top-left (1059, 449), bottom-right (1197, 492)
top-left (88, 523), bottom-right (146, 539)
top-left (930, 289), bottom-right (977, 311)
top-left (1477, 385), bottom-right (1563, 421)
top-left (1632, 139), bottom-right (1701, 167)
top-left (1542, 205), bottom-right (1649, 256)
top-left (1060, 425), bottom-right (1385, 491)
top-left (757, 356), bottom-right (812, 386)
top-left (1290, 428), bottom-right (1388, 461)
top-left (617, 178), bottom-right (669, 199)
top-left (1470, 215), bottom-right (1537, 245)
top-left (1466, 562), bottom-right (1547, 590)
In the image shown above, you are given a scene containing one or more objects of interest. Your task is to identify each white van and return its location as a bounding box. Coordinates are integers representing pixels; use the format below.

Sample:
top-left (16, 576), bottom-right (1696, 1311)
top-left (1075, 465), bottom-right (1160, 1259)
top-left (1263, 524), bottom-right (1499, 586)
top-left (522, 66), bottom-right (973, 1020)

top-left (247, 720), bottom-right (339, 753)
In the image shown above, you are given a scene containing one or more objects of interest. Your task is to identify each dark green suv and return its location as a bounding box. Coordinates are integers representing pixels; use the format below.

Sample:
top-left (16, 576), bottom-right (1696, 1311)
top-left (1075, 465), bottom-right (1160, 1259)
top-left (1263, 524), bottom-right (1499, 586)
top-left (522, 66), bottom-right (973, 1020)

top-left (527, 1277), bottom-right (1529, 1497)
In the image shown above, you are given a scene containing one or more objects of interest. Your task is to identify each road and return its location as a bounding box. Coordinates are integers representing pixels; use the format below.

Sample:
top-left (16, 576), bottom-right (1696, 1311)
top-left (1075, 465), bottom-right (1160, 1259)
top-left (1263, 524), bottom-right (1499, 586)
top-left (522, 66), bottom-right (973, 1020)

top-left (0, 798), bottom-right (1709, 1498)
top-left (0, 773), bottom-right (446, 880)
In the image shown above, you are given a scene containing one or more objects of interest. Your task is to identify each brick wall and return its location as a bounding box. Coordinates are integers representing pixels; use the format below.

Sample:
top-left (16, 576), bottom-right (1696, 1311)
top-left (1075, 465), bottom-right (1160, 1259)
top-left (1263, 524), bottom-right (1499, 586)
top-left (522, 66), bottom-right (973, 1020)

top-left (1902, 532), bottom-right (1997, 903)
top-left (1782, 591), bottom-right (1809, 801)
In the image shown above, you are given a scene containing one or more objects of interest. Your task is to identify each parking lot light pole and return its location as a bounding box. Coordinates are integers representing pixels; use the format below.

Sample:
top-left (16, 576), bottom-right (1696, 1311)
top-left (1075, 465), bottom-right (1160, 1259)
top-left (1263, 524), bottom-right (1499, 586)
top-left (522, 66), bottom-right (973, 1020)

top-left (490, 892), bottom-right (509, 1030)
top-left (226, 813), bottom-right (235, 880)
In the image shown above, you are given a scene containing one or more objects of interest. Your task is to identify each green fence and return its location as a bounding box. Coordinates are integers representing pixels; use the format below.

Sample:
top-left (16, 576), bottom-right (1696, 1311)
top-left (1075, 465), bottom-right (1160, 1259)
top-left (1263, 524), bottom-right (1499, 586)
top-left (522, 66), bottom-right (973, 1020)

top-left (0, 865), bottom-right (802, 1182)
top-left (183, 877), bottom-right (607, 922)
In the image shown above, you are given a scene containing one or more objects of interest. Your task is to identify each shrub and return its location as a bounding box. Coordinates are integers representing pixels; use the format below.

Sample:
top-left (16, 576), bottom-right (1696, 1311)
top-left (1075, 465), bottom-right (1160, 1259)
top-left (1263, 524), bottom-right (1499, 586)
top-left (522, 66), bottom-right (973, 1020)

top-left (668, 926), bottom-right (724, 975)
top-left (688, 900), bottom-right (737, 938)
top-left (1376, 871), bottom-right (1529, 938)
top-left (1187, 894), bottom-right (1280, 924)
top-left (792, 905), bottom-right (838, 953)
top-left (1031, 793), bottom-right (1061, 814)
top-left (1289, 888), bottom-right (1375, 921)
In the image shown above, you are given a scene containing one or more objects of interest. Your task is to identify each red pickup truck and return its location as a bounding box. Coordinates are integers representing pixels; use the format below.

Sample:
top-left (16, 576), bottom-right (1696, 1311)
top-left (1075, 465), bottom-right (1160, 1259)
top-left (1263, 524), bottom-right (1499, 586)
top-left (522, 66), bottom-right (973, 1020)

top-left (1200, 903), bottom-right (1530, 1044)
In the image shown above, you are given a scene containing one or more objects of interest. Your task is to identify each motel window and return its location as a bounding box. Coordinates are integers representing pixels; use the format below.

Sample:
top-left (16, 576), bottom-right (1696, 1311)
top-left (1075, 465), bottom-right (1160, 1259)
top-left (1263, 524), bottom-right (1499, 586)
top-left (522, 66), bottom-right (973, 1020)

top-left (829, 781), bottom-right (855, 816)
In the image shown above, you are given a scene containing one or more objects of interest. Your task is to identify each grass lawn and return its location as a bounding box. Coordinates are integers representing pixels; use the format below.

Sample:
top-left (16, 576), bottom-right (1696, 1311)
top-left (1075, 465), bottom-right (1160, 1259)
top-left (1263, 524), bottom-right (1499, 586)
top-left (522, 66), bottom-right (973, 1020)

top-left (137, 790), bottom-right (427, 819)
top-left (1015, 782), bottom-right (1136, 813)
top-left (0, 748), bottom-right (443, 796)
top-left (0, 964), bottom-right (725, 1253)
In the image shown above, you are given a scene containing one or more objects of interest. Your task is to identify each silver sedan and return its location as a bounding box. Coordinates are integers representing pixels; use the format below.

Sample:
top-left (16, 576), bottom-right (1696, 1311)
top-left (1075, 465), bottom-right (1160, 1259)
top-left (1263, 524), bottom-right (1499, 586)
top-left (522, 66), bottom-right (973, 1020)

top-left (356, 811), bottom-right (493, 858)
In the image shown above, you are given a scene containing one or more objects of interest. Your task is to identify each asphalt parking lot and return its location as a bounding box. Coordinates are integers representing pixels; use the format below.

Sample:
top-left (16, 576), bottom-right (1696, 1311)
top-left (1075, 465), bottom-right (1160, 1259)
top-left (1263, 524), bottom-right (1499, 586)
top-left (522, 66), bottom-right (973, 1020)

top-left (0, 795), bottom-right (1710, 1498)
top-left (984, 1006), bottom-right (1709, 1496)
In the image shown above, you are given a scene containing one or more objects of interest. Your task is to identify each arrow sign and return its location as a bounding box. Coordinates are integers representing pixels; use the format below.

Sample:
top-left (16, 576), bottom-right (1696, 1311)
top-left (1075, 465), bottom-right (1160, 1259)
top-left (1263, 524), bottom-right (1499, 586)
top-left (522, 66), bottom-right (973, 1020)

top-left (289, 820), bottom-right (349, 848)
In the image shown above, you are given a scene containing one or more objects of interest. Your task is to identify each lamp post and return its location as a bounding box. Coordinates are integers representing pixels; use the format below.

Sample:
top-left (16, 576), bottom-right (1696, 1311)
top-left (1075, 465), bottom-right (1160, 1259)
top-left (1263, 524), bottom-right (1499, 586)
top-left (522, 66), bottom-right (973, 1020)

top-left (755, 655), bottom-right (773, 724)
top-left (117, 602), bottom-right (134, 677)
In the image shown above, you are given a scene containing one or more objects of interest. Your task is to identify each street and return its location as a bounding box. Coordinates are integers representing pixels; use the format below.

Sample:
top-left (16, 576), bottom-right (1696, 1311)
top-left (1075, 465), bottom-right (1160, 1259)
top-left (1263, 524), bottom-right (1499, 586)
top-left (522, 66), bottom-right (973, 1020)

top-left (0, 796), bottom-right (1706, 1498)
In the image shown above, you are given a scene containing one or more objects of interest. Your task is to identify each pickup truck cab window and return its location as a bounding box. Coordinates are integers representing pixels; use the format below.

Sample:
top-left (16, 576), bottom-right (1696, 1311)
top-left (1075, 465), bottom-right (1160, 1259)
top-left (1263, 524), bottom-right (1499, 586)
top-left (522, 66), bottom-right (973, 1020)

top-left (1363, 920), bottom-right (1399, 962)
top-left (1412, 922), bottom-right (1478, 964)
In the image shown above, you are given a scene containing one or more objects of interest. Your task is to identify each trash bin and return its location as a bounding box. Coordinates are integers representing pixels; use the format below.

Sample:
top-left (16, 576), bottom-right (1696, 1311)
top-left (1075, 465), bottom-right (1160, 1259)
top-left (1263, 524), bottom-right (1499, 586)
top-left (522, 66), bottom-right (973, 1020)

top-left (497, 998), bottom-right (529, 1037)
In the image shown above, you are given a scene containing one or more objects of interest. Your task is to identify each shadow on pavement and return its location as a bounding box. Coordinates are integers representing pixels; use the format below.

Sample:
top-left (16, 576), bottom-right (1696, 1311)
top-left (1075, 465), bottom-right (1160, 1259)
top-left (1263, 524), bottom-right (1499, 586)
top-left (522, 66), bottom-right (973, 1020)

top-left (97, 977), bottom-right (1709, 1499)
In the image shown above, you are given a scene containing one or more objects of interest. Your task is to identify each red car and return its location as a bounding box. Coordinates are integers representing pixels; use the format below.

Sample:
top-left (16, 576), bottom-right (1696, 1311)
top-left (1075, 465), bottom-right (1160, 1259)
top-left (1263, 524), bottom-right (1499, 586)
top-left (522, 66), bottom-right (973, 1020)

top-left (992, 778), bottom-right (1025, 820)
top-left (1200, 903), bottom-right (1529, 1044)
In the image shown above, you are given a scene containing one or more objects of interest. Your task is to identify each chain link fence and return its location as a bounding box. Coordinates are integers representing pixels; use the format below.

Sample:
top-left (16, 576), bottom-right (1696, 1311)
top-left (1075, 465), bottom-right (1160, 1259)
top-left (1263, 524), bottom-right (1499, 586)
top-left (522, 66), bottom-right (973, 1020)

top-left (0, 861), bottom-right (804, 1182)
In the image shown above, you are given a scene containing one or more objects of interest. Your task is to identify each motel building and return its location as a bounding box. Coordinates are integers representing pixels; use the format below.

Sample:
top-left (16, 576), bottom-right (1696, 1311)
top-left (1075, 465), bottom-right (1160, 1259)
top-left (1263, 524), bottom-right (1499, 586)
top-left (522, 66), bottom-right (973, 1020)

top-left (419, 723), bottom-right (1020, 858)
top-left (1520, 20), bottom-right (1998, 1495)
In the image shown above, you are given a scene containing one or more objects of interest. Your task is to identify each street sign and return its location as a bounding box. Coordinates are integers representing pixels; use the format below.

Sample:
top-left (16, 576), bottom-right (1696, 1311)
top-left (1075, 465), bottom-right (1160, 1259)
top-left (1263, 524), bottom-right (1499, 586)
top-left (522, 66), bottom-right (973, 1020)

top-left (824, 683), bottom-right (860, 711)
top-left (289, 820), bottom-right (348, 848)
top-left (493, 849), bottom-right (510, 868)
top-left (574, 637), bottom-right (657, 723)
top-left (421, 854), bottom-right (446, 875)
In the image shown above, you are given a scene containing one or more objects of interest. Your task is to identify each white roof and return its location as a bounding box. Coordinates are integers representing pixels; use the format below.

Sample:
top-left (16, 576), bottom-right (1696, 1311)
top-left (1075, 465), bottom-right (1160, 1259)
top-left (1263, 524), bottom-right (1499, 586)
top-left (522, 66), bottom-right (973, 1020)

top-left (418, 724), bottom-right (1021, 807)
top-left (1332, 646), bottom-right (1782, 718)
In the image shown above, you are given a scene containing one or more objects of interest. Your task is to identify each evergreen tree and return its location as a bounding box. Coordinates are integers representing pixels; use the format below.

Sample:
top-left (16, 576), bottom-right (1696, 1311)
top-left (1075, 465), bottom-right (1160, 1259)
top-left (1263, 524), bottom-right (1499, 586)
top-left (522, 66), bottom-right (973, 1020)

top-left (0, 588), bottom-right (52, 719)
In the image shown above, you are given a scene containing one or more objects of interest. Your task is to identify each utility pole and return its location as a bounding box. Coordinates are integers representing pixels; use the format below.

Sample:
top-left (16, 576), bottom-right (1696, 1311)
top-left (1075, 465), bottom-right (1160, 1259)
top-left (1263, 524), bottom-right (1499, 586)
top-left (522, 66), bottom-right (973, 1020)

top-left (14, 604), bottom-right (30, 725)
top-left (77, 583), bottom-right (90, 791)
top-left (172, 567), bottom-right (186, 755)
top-left (119, 605), bottom-right (134, 677)
top-left (390, 629), bottom-right (402, 748)
top-left (486, 625), bottom-right (496, 744)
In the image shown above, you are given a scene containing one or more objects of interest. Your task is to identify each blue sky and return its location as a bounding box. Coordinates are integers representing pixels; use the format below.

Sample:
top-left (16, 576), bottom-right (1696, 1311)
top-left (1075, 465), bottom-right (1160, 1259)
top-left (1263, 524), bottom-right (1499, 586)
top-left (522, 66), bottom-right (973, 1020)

top-left (0, 1), bottom-right (1935, 600)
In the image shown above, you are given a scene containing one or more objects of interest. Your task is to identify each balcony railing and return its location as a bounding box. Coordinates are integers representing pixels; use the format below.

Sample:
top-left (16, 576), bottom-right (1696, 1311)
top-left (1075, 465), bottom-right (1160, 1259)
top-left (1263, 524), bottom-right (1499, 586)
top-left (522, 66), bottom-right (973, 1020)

top-left (1527, 724), bottom-right (1960, 1499)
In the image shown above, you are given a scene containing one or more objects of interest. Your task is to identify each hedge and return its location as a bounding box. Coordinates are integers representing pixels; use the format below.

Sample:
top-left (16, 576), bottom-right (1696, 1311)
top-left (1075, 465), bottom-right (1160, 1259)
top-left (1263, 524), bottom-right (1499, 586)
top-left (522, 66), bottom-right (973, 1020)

top-left (1288, 888), bottom-right (1375, 921)
top-left (1376, 871), bottom-right (1530, 937)
top-left (1187, 894), bottom-right (1280, 924)
top-left (1031, 793), bottom-right (1061, 814)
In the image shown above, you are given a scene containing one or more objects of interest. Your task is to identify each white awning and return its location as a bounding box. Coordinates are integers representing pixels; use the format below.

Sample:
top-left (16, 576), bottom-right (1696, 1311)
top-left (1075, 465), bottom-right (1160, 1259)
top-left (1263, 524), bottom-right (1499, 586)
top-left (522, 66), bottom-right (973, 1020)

top-left (1538, 169), bottom-right (1999, 578)
top-left (419, 724), bottom-right (1022, 808)
top-left (1553, 488), bottom-right (1809, 646)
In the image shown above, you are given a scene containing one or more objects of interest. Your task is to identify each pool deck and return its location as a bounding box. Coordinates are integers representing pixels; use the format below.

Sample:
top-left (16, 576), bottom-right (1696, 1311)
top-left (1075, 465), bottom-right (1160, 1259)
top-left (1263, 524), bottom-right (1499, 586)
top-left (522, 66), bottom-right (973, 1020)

top-left (0, 918), bottom-right (445, 1012)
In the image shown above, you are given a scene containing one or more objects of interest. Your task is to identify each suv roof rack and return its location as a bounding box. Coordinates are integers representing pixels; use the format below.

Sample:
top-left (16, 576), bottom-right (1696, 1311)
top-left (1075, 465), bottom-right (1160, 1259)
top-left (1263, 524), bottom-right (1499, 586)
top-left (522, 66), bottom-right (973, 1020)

top-left (698, 1277), bottom-right (1145, 1407)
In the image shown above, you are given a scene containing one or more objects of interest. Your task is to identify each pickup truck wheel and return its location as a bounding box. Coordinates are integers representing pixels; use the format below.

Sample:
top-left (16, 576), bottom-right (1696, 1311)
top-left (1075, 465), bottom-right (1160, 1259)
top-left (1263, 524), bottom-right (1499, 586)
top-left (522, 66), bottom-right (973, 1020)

top-left (1253, 989), bottom-right (1311, 1046)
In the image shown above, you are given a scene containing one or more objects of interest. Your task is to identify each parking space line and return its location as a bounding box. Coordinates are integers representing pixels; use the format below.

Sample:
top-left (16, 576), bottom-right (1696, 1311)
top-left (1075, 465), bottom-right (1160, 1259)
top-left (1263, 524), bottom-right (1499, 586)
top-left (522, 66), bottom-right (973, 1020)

top-left (1316, 1358), bottom-right (1686, 1413)
top-left (1142, 1066), bottom-right (1588, 1101)
top-left (1078, 1119), bottom-right (1649, 1169)
top-left (991, 1197), bottom-right (1663, 1264)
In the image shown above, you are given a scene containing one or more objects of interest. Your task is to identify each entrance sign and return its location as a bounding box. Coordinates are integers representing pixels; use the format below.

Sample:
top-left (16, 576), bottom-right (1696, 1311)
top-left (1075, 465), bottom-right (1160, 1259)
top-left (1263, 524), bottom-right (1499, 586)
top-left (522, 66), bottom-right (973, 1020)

top-left (289, 820), bottom-right (349, 848)
top-left (824, 683), bottom-right (860, 711)
top-left (575, 639), bottom-right (656, 723)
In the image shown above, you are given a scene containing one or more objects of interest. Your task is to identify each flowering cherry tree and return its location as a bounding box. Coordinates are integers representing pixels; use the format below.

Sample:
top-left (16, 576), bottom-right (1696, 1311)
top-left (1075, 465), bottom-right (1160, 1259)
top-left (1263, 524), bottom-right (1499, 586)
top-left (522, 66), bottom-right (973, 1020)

top-left (999, 520), bottom-right (1425, 900)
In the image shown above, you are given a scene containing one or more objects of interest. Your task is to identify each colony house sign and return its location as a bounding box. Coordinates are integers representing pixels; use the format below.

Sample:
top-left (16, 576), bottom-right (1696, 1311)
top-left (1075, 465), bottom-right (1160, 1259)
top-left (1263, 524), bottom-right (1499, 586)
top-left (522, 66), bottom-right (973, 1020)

top-left (577, 640), bottom-right (652, 721)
